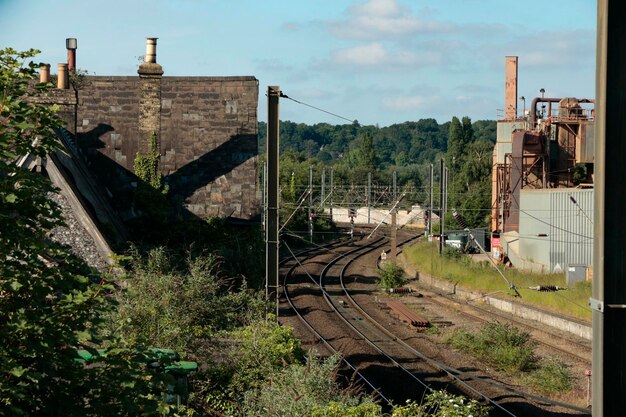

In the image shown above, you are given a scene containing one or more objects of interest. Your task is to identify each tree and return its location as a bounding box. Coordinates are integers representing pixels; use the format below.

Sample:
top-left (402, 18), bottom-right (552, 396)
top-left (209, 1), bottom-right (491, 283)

top-left (0, 48), bottom-right (165, 416)
top-left (445, 116), bottom-right (493, 228)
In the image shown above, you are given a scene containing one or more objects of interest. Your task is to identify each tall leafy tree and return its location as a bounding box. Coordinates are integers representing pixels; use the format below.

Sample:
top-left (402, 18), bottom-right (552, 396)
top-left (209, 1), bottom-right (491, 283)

top-left (445, 116), bottom-right (493, 228)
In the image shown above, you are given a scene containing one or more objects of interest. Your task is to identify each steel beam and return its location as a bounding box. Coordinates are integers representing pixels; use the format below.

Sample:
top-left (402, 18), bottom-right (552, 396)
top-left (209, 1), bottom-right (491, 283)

top-left (266, 86), bottom-right (280, 320)
top-left (593, 2), bottom-right (626, 415)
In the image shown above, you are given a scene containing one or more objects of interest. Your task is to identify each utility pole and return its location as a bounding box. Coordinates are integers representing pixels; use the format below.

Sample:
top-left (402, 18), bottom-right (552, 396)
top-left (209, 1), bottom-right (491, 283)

top-left (309, 165), bottom-right (313, 242)
top-left (266, 86), bottom-right (280, 320)
top-left (393, 170), bottom-right (397, 203)
top-left (329, 167), bottom-right (334, 221)
top-left (321, 168), bottom-right (326, 211)
top-left (592, 2), bottom-right (626, 416)
top-left (429, 163), bottom-right (434, 236)
top-left (262, 161), bottom-right (267, 236)
top-left (390, 208), bottom-right (397, 262)
top-left (439, 158), bottom-right (445, 255)
top-left (367, 172), bottom-right (372, 224)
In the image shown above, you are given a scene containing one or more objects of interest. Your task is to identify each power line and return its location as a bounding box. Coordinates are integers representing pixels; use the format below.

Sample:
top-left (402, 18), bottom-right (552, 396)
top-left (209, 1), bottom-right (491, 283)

top-left (280, 92), bottom-right (356, 124)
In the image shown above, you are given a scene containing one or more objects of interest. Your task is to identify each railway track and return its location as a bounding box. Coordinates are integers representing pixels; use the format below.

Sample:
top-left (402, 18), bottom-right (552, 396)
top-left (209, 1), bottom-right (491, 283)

top-left (416, 287), bottom-right (592, 364)
top-left (281, 231), bottom-right (591, 416)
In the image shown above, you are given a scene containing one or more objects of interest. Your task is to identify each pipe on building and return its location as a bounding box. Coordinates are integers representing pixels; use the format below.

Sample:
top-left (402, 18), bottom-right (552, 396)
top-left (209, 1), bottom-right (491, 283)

top-left (145, 38), bottom-right (158, 64)
top-left (40, 64), bottom-right (50, 83)
top-left (530, 97), bottom-right (595, 128)
top-left (66, 38), bottom-right (77, 73)
top-left (57, 63), bottom-right (69, 89)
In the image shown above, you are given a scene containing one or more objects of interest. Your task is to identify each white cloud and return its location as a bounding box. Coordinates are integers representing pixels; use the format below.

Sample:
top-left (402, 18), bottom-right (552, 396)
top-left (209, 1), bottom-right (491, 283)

top-left (382, 95), bottom-right (430, 111)
top-left (328, 42), bottom-right (442, 69)
top-left (328, 0), bottom-right (454, 40)
top-left (334, 43), bottom-right (388, 66)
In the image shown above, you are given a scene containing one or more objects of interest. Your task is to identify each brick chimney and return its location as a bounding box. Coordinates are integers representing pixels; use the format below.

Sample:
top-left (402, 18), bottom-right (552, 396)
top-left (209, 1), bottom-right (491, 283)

top-left (137, 37), bottom-right (163, 156)
top-left (504, 56), bottom-right (518, 120)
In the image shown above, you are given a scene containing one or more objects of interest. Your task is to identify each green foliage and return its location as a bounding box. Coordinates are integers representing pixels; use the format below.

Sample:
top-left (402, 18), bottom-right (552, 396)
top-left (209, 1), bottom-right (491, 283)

top-left (391, 391), bottom-right (490, 417)
top-left (525, 357), bottom-right (573, 393)
top-left (378, 262), bottom-right (405, 289)
top-left (311, 401), bottom-right (381, 417)
top-left (0, 47), bottom-right (167, 417)
top-left (194, 319), bottom-right (304, 414)
top-left (446, 116), bottom-right (493, 228)
top-left (449, 321), bottom-right (537, 373)
top-left (113, 247), bottom-right (265, 354)
top-left (134, 132), bottom-right (165, 191)
top-left (244, 354), bottom-right (374, 417)
top-left (132, 131), bottom-right (169, 223)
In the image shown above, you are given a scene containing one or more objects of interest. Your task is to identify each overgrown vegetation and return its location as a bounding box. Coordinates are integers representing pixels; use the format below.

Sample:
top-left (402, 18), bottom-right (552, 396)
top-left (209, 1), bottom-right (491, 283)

top-left (378, 262), bottom-right (405, 289)
top-left (449, 321), bottom-right (537, 373)
top-left (525, 357), bottom-right (573, 394)
top-left (449, 321), bottom-right (572, 394)
top-left (113, 247), bottom-right (264, 354)
top-left (405, 241), bottom-right (592, 320)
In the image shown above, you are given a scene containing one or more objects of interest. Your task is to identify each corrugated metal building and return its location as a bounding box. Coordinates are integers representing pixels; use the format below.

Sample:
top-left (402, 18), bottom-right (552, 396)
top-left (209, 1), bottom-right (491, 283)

top-left (514, 188), bottom-right (593, 272)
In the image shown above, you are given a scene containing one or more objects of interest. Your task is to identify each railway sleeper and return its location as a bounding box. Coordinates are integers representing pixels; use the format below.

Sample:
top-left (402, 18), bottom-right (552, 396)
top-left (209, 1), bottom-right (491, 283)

top-left (386, 300), bottom-right (430, 329)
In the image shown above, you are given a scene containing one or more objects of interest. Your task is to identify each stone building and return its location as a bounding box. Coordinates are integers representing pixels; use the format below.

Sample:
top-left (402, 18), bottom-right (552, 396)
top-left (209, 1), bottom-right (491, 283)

top-left (49, 38), bottom-right (260, 222)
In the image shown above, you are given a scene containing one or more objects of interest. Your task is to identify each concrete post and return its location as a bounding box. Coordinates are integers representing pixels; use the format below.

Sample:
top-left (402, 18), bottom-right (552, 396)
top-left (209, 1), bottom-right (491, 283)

top-left (390, 209), bottom-right (397, 262)
top-left (321, 168), bottom-right (326, 210)
top-left (368, 172), bottom-right (372, 224)
top-left (393, 170), bottom-right (397, 203)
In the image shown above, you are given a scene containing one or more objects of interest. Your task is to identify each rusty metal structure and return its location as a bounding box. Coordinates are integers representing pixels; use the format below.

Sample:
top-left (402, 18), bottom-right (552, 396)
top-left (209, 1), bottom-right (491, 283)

top-left (491, 57), bottom-right (595, 236)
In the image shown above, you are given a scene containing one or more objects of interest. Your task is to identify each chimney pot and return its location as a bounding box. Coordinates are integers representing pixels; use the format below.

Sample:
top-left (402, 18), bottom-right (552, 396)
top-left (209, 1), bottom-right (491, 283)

top-left (57, 63), bottom-right (69, 89)
top-left (40, 64), bottom-right (50, 83)
top-left (66, 38), bottom-right (77, 50)
top-left (145, 37), bottom-right (158, 64)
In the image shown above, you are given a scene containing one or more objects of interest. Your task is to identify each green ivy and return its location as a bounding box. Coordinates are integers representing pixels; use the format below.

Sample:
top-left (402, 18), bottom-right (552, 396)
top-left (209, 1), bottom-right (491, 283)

top-left (134, 131), bottom-right (166, 193)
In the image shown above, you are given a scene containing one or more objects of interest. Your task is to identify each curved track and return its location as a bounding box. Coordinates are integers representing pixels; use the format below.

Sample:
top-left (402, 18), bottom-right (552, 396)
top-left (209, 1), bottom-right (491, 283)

top-left (281, 231), bottom-right (591, 416)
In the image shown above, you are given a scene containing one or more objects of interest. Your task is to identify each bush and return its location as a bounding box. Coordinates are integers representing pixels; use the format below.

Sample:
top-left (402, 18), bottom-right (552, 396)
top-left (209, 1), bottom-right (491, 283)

top-left (391, 391), bottom-right (490, 417)
top-left (244, 354), bottom-right (375, 417)
top-left (449, 321), bottom-right (537, 373)
top-left (526, 357), bottom-right (573, 393)
top-left (113, 248), bottom-right (265, 354)
top-left (311, 401), bottom-right (381, 417)
top-left (378, 262), bottom-right (405, 289)
top-left (193, 319), bottom-right (305, 414)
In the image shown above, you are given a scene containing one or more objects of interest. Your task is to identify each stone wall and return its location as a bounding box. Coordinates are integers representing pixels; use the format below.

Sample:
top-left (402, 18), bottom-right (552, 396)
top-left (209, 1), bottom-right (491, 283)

top-left (56, 74), bottom-right (259, 220)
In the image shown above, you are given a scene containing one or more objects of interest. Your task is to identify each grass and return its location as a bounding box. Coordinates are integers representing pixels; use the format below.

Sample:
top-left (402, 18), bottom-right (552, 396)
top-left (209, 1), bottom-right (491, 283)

top-left (448, 321), bottom-right (573, 394)
top-left (404, 241), bottom-right (592, 321)
top-left (448, 321), bottom-right (537, 373)
top-left (525, 357), bottom-right (573, 394)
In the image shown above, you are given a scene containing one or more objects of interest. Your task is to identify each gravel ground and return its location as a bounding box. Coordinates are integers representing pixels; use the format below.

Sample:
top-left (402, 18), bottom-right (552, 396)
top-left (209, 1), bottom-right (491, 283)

top-left (47, 191), bottom-right (109, 271)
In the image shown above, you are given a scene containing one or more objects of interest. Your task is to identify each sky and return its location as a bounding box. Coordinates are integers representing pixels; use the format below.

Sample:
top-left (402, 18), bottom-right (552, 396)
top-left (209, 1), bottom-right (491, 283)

top-left (0, 0), bottom-right (597, 127)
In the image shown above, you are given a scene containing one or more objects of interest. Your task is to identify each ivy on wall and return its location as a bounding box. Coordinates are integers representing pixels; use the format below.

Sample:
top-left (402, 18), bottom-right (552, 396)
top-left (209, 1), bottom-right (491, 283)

top-left (134, 132), bottom-right (166, 193)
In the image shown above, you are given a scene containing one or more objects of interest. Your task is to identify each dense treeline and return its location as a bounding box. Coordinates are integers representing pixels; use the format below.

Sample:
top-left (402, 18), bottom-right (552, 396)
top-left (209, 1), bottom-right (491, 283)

top-left (259, 117), bottom-right (496, 228)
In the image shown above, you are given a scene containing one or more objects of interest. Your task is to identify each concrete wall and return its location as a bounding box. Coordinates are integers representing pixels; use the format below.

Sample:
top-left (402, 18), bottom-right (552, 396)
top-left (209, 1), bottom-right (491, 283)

top-left (55, 75), bottom-right (259, 220)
